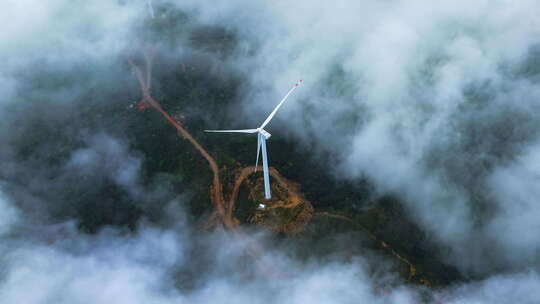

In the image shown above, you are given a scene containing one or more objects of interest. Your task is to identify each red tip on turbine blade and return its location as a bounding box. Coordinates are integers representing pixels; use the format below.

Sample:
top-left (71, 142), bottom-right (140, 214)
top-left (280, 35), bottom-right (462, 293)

top-left (136, 101), bottom-right (149, 111)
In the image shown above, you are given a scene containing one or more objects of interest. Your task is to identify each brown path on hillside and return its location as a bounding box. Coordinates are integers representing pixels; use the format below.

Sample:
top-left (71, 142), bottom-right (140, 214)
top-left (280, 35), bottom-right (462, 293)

top-left (129, 53), bottom-right (234, 229)
top-left (227, 166), bottom-right (303, 218)
top-left (315, 211), bottom-right (422, 282)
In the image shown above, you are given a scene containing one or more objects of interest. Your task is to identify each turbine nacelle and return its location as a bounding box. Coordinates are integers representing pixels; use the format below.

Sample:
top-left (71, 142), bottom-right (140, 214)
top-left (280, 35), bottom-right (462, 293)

top-left (257, 128), bottom-right (271, 139)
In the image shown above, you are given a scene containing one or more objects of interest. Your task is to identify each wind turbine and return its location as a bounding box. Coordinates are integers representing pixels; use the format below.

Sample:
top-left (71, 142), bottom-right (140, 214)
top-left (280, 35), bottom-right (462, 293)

top-left (205, 80), bottom-right (302, 200)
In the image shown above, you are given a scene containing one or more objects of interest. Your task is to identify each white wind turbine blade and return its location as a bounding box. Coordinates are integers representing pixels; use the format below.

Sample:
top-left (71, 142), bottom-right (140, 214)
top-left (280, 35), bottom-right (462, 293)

top-left (260, 136), bottom-right (271, 199)
top-left (204, 129), bottom-right (258, 133)
top-left (259, 80), bottom-right (302, 129)
top-left (255, 133), bottom-right (261, 172)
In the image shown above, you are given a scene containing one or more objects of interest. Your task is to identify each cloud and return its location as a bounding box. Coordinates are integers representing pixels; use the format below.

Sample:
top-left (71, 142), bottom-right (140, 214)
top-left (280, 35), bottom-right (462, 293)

top-left (173, 0), bottom-right (540, 275)
top-left (441, 271), bottom-right (540, 304)
top-left (484, 141), bottom-right (540, 269)
top-left (0, 225), bottom-right (184, 304)
top-left (0, 191), bottom-right (537, 303)
top-left (67, 134), bottom-right (143, 194)
top-left (0, 188), bottom-right (20, 235)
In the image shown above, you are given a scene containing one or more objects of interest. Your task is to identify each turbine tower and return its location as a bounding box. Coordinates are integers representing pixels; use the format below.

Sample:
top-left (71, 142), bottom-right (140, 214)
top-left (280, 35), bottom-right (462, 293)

top-left (205, 80), bottom-right (302, 200)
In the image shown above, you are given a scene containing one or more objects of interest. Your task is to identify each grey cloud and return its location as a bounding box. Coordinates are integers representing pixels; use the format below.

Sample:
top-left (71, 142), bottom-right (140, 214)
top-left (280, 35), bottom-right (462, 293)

top-left (67, 134), bottom-right (143, 194)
